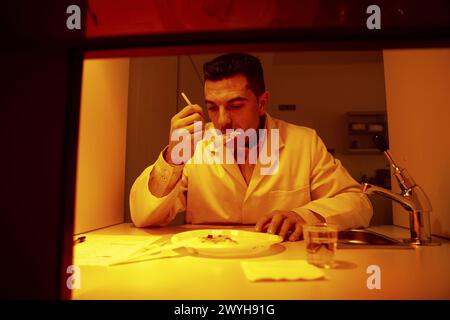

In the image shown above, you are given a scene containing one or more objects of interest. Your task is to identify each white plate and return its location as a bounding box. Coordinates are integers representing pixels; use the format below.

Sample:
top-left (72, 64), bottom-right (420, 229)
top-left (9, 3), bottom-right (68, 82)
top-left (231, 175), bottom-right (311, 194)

top-left (171, 229), bottom-right (283, 257)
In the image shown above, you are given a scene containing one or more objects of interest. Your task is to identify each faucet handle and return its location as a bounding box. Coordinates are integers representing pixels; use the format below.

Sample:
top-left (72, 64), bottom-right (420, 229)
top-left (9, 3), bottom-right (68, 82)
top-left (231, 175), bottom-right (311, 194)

top-left (372, 134), bottom-right (416, 192)
top-left (373, 134), bottom-right (388, 152)
top-left (373, 133), bottom-right (399, 171)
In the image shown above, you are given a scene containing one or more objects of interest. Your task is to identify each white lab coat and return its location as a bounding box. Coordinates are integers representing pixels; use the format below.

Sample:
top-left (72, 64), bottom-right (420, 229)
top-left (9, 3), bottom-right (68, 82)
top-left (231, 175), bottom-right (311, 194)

top-left (130, 114), bottom-right (373, 230)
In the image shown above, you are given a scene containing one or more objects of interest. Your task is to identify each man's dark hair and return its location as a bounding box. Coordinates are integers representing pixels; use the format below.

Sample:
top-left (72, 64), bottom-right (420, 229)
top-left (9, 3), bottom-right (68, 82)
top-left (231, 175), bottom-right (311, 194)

top-left (203, 53), bottom-right (266, 98)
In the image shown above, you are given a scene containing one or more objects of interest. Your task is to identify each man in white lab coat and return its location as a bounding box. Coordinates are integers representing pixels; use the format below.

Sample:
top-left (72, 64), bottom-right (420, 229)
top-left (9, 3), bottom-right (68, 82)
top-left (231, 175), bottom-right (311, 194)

top-left (130, 53), bottom-right (372, 241)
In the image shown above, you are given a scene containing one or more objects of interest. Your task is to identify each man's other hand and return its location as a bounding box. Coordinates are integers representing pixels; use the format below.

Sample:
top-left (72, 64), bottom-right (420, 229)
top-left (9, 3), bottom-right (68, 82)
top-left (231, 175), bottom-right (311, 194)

top-left (255, 210), bottom-right (306, 241)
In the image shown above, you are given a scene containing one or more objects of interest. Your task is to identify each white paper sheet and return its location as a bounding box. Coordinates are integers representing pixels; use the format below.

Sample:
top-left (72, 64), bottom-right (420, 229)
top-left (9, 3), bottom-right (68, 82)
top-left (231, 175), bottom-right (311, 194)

top-left (73, 234), bottom-right (164, 266)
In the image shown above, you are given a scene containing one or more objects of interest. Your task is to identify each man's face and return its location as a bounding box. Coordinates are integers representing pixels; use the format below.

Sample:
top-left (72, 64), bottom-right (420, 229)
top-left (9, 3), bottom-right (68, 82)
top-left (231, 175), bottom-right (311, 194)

top-left (204, 74), bottom-right (268, 134)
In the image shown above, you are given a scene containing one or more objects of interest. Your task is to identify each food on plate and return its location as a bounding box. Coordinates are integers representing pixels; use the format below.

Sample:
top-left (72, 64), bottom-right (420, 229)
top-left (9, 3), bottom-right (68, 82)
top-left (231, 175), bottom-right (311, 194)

top-left (200, 234), bottom-right (238, 244)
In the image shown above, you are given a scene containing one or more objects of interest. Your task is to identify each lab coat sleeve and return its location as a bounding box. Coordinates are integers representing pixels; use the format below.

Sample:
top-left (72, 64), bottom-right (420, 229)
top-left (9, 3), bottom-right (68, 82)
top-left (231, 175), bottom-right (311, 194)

top-left (129, 150), bottom-right (187, 227)
top-left (148, 147), bottom-right (185, 197)
top-left (293, 131), bottom-right (373, 230)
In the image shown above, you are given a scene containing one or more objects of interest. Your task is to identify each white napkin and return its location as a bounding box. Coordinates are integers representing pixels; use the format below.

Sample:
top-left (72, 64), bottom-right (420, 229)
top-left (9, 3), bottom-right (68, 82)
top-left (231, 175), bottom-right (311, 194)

top-left (241, 260), bottom-right (326, 281)
top-left (73, 234), bottom-right (170, 266)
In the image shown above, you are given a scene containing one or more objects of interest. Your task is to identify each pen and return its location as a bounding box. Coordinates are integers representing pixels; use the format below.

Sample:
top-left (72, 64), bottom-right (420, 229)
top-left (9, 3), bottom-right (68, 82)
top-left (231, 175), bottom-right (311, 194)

top-left (181, 92), bottom-right (193, 106)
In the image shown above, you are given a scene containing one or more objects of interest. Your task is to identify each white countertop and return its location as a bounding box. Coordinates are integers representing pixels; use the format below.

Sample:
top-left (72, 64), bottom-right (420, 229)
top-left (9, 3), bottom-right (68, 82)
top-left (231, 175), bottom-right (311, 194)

top-left (71, 223), bottom-right (450, 300)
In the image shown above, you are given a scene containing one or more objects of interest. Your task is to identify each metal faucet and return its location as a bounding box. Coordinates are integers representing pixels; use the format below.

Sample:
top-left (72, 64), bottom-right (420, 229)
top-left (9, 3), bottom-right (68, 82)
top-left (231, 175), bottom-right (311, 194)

top-left (361, 135), bottom-right (437, 245)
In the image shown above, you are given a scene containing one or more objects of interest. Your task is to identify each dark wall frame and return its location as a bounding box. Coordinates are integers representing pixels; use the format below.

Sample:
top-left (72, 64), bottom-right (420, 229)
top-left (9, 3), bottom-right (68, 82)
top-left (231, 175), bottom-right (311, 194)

top-left (63, 28), bottom-right (450, 300)
top-left (1, 2), bottom-right (450, 300)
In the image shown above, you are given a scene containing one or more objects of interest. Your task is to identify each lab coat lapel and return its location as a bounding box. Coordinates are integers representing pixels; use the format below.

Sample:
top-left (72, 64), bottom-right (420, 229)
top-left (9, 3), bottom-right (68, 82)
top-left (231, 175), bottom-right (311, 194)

top-left (205, 129), bottom-right (248, 189)
top-left (244, 114), bottom-right (285, 202)
top-left (222, 147), bottom-right (248, 188)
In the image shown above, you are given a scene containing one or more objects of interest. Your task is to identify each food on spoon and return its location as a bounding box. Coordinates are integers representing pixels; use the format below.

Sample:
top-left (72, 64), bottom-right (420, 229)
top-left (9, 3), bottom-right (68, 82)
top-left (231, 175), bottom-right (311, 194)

top-left (210, 130), bottom-right (242, 148)
top-left (200, 234), bottom-right (238, 244)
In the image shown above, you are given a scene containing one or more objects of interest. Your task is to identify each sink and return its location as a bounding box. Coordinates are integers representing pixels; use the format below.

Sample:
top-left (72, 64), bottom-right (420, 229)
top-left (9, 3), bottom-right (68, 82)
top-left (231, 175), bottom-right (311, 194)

top-left (337, 229), bottom-right (414, 249)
